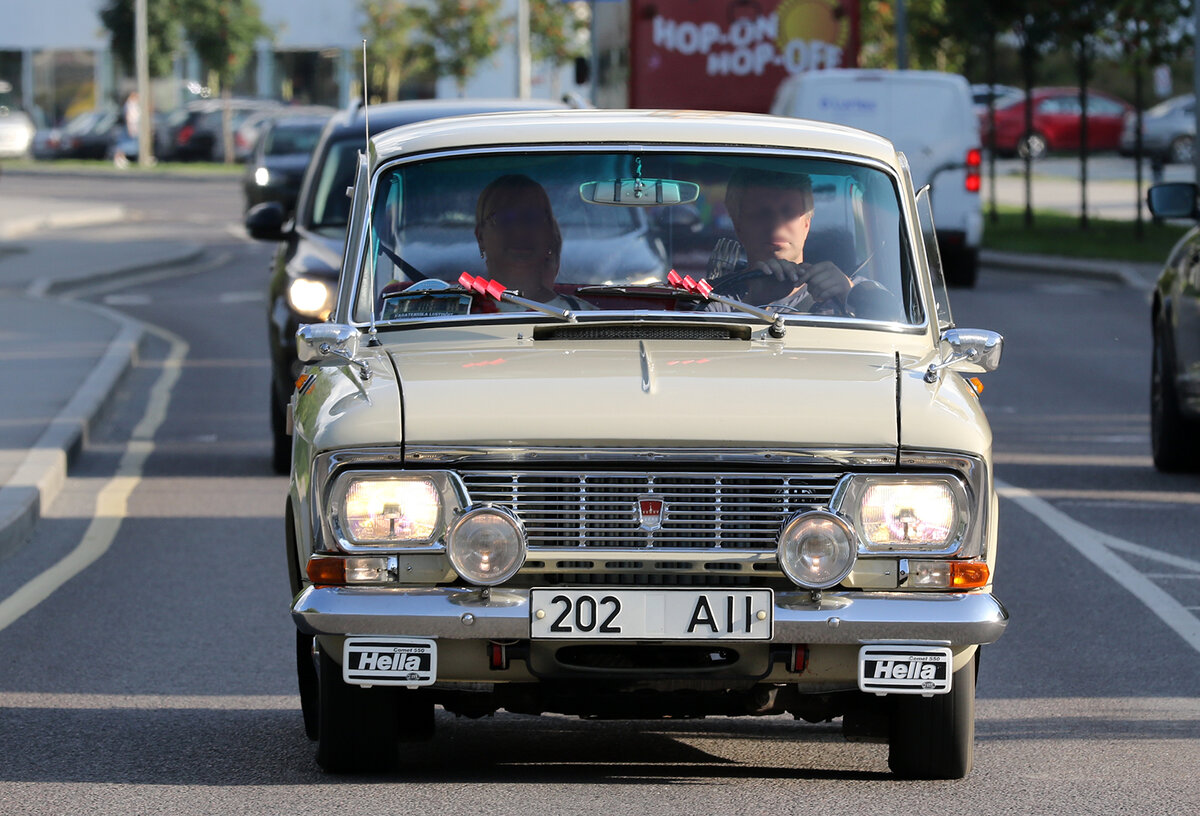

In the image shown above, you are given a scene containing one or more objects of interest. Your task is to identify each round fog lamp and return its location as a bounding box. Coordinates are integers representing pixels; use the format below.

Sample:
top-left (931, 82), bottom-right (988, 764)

top-left (778, 511), bottom-right (857, 590)
top-left (447, 506), bottom-right (527, 586)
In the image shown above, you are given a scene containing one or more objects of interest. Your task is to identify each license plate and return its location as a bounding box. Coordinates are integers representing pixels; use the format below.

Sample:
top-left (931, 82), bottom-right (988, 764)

top-left (343, 637), bottom-right (437, 687)
top-left (530, 588), bottom-right (773, 640)
top-left (858, 644), bottom-right (953, 695)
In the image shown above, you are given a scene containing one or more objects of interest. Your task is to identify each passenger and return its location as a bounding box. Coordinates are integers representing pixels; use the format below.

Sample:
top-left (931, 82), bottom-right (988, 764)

top-left (475, 174), bottom-right (589, 311)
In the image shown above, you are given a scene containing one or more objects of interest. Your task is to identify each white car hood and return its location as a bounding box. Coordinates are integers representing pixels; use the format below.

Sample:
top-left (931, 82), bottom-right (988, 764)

top-left (390, 340), bottom-right (899, 450)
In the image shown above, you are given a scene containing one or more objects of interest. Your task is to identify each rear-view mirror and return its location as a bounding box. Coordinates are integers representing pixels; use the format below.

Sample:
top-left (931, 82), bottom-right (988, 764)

top-left (581, 178), bottom-right (700, 207)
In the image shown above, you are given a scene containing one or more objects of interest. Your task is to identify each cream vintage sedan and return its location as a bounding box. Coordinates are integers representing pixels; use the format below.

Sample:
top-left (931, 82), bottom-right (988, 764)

top-left (285, 109), bottom-right (1007, 778)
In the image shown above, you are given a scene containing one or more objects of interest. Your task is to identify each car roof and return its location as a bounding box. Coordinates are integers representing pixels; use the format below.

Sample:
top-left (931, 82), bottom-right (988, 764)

top-left (324, 98), bottom-right (572, 142)
top-left (370, 108), bottom-right (901, 167)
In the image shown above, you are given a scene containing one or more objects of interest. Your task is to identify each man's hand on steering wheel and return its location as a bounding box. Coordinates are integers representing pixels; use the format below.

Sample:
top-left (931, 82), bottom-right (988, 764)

top-left (749, 258), bottom-right (852, 303)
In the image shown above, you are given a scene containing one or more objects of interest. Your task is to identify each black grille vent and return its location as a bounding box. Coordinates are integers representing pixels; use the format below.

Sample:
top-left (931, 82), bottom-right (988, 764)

top-left (534, 324), bottom-right (749, 341)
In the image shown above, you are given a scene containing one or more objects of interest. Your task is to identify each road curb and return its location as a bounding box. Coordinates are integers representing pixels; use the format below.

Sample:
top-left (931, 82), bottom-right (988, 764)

top-left (34, 243), bottom-right (206, 297)
top-left (981, 249), bottom-right (1158, 289)
top-left (0, 302), bottom-right (146, 562)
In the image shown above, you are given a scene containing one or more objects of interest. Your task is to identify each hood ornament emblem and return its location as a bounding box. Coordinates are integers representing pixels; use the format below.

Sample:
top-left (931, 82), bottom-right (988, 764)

top-left (636, 496), bottom-right (665, 533)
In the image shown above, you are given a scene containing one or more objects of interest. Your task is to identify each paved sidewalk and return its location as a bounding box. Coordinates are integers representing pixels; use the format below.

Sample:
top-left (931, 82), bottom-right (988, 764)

top-left (0, 195), bottom-right (202, 560)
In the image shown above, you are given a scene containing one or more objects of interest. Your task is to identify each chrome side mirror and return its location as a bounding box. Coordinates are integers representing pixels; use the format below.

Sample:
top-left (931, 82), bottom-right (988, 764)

top-left (925, 328), bottom-right (1003, 382)
top-left (296, 323), bottom-right (373, 384)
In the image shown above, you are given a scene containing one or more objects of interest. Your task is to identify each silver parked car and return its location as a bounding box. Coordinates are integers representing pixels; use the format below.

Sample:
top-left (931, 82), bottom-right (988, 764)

top-left (1121, 93), bottom-right (1195, 165)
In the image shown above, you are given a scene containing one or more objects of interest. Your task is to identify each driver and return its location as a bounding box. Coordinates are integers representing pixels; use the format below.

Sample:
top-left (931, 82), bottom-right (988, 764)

top-left (713, 167), bottom-right (853, 313)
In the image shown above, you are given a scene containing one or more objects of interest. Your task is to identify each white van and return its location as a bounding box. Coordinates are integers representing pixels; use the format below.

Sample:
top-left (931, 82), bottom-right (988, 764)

top-left (771, 69), bottom-right (983, 287)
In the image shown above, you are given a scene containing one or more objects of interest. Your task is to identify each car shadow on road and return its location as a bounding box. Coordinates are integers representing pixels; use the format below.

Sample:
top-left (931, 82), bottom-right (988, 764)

top-left (0, 706), bottom-right (895, 784)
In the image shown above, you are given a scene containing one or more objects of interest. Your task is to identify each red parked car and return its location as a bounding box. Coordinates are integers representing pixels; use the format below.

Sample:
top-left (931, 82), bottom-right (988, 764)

top-left (980, 87), bottom-right (1133, 159)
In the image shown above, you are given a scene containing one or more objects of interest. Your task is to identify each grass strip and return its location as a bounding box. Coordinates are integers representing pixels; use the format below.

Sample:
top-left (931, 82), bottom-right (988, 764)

top-left (983, 205), bottom-right (1188, 263)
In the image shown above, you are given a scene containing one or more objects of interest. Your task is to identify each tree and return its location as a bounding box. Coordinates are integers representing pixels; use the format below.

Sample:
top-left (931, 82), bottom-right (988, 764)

top-left (1110, 0), bottom-right (1192, 236)
top-left (179, 0), bottom-right (270, 162)
top-left (412, 0), bottom-right (505, 97)
top-left (100, 0), bottom-right (182, 79)
top-left (530, 0), bottom-right (589, 98)
top-left (360, 0), bottom-right (436, 102)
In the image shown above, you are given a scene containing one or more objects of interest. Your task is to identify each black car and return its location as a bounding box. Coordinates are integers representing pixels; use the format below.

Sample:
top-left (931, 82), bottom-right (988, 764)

top-left (169, 98), bottom-right (282, 161)
top-left (1147, 182), bottom-right (1200, 471)
top-left (47, 108), bottom-right (123, 159)
top-left (246, 98), bottom-right (574, 473)
top-left (241, 107), bottom-right (335, 214)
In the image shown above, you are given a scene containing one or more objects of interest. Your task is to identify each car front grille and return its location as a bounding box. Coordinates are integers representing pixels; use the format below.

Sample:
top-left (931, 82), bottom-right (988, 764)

top-left (459, 470), bottom-right (842, 550)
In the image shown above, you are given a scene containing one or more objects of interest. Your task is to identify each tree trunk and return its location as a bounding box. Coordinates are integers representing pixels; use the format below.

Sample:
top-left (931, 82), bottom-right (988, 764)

top-left (1021, 37), bottom-right (1036, 228)
top-left (1077, 37), bottom-right (1090, 230)
top-left (986, 27), bottom-right (998, 225)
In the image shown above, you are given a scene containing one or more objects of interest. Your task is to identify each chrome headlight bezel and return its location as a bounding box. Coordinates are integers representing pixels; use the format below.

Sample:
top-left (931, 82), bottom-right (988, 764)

top-left (326, 470), bottom-right (465, 553)
top-left (446, 504), bottom-right (528, 586)
top-left (834, 473), bottom-right (974, 556)
top-left (777, 510), bottom-right (858, 590)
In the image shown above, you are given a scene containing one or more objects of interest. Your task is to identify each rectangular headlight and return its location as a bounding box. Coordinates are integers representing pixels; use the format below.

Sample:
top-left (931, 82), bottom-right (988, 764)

top-left (839, 475), bottom-right (971, 554)
top-left (330, 474), bottom-right (449, 550)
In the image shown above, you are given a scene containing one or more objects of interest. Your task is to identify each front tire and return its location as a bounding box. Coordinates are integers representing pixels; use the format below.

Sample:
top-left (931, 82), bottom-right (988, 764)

top-left (1169, 135), bottom-right (1194, 166)
top-left (1017, 132), bottom-right (1047, 160)
top-left (887, 655), bottom-right (976, 779)
top-left (270, 386), bottom-right (290, 475)
top-left (1151, 319), bottom-right (1200, 472)
top-left (315, 647), bottom-right (401, 773)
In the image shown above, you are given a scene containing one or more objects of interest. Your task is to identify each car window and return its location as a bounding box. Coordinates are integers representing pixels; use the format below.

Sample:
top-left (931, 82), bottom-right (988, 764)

top-left (1087, 96), bottom-right (1125, 116)
top-left (264, 123), bottom-right (323, 156)
top-left (353, 150), bottom-right (924, 328)
top-left (309, 138), bottom-right (361, 231)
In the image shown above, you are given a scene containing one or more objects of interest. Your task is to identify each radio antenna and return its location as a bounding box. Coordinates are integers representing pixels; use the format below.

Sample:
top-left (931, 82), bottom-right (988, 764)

top-left (362, 39), bottom-right (379, 346)
top-left (361, 39), bottom-right (371, 150)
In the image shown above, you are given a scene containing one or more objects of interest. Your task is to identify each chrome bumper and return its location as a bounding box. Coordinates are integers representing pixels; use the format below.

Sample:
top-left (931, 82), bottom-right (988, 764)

top-left (292, 586), bottom-right (1009, 647)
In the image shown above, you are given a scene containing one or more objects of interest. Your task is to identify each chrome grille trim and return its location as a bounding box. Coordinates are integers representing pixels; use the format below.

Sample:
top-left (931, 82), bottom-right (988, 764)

top-left (460, 470), bottom-right (843, 549)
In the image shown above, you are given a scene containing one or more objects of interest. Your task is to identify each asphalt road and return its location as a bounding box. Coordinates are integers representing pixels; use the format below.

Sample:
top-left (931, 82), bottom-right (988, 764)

top-left (0, 174), bottom-right (1197, 814)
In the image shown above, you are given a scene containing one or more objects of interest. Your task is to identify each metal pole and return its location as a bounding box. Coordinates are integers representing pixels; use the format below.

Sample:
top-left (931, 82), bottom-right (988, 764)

top-left (1194, 0), bottom-right (1200, 185)
top-left (134, 0), bottom-right (153, 166)
top-left (896, 0), bottom-right (907, 70)
top-left (517, 0), bottom-right (532, 99)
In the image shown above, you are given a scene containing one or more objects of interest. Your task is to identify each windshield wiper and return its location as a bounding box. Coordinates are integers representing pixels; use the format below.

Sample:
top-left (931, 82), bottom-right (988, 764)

top-left (458, 273), bottom-right (574, 322)
top-left (666, 271), bottom-right (786, 338)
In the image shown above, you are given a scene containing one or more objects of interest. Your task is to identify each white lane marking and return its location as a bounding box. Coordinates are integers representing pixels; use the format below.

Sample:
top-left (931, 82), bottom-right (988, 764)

top-left (0, 692), bottom-right (297, 709)
top-left (998, 480), bottom-right (1200, 655)
top-left (102, 294), bottom-right (151, 306)
top-left (0, 323), bottom-right (188, 634)
top-left (218, 291), bottom-right (264, 304)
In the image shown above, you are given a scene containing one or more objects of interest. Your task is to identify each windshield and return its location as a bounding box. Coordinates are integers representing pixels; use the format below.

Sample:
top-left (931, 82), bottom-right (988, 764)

top-left (352, 150), bottom-right (923, 328)
top-left (307, 137), bottom-right (360, 233)
top-left (264, 122), bottom-right (323, 156)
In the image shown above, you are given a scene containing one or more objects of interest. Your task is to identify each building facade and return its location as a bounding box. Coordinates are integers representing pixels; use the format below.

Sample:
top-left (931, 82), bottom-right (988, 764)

top-left (0, 0), bottom-right (585, 128)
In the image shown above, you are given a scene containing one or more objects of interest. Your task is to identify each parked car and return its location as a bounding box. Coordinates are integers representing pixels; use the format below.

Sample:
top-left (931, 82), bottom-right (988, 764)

top-left (1121, 94), bottom-right (1195, 165)
top-left (245, 99), bottom-right (574, 474)
top-left (167, 98), bottom-right (282, 161)
top-left (241, 107), bottom-right (335, 214)
top-left (282, 108), bottom-right (1007, 778)
top-left (1146, 182), bottom-right (1200, 471)
top-left (970, 82), bottom-right (1021, 116)
top-left (771, 69), bottom-right (984, 287)
top-left (0, 104), bottom-right (35, 158)
top-left (42, 108), bottom-right (123, 159)
top-left (981, 87), bottom-right (1133, 159)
